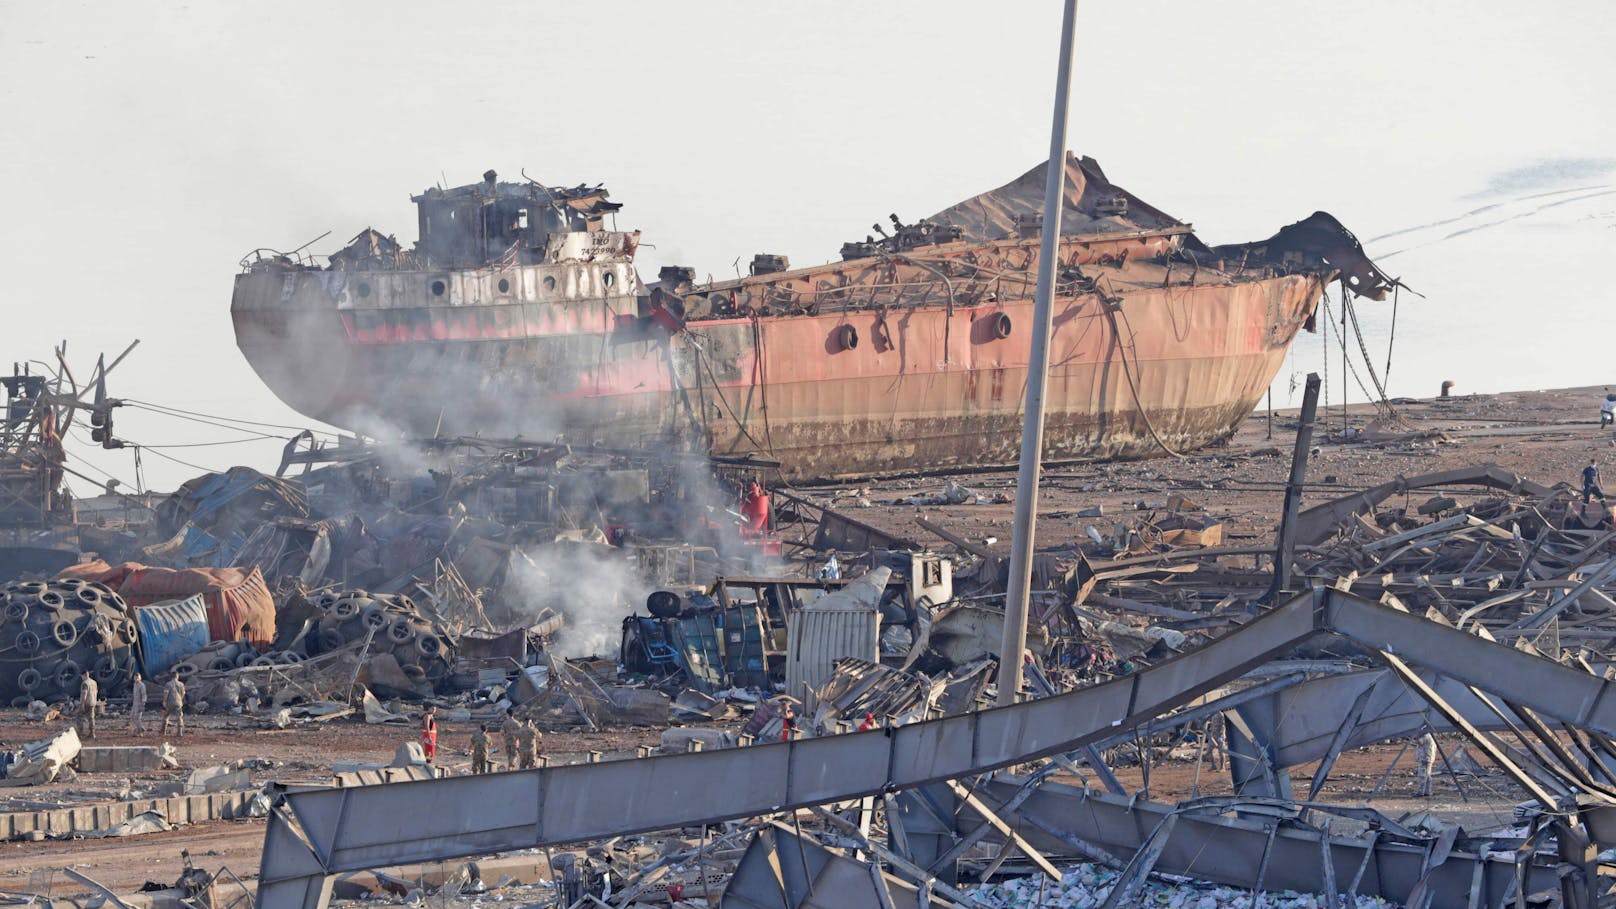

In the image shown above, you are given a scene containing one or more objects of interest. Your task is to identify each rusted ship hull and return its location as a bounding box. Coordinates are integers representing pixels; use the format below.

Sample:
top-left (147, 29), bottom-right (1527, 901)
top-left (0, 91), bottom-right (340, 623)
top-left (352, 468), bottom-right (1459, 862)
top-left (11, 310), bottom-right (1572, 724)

top-left (233, 264), bottom-right (1320, 479)
top-left (232, 155), bottom-right (1392, 479)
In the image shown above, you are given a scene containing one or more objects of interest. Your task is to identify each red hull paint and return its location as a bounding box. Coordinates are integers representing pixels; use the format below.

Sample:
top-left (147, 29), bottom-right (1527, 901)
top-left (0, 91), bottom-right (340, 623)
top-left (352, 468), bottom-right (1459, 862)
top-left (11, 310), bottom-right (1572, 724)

top-left (232, 264), bottom-right (1320, 479)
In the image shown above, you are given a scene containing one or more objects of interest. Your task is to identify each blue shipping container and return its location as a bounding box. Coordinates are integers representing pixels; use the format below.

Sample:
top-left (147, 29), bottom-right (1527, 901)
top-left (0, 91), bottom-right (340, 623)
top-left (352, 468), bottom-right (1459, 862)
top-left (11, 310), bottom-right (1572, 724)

top-left (135, 595), bottom-right (211, 676)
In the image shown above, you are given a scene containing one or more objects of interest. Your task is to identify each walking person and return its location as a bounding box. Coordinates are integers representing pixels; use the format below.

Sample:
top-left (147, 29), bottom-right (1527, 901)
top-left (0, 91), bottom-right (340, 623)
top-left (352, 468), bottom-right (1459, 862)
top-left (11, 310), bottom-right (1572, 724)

top-left (129, 673), bottom-right (147, 736)
top-left (1586, 459), bottom-right (1608, 504)
top-left (162, 675), bottom-right (186, 737)
top-left (78, 671), bottom-right (98, 740)
top-left (1414, 733), bottom-right (1438, 797)
top-left (420, 705), bottom-right (439, 764)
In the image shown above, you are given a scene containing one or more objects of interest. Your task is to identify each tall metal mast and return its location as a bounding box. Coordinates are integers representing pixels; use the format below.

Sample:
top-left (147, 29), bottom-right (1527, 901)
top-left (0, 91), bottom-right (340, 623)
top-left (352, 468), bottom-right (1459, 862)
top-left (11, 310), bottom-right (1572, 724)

top-left (996, 0), bottom-right (1081, 706)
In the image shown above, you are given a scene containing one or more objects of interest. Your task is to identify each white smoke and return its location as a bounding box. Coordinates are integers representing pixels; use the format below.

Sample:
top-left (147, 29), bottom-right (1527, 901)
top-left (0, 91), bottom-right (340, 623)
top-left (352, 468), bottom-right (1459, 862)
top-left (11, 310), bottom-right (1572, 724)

top-left (506, 541), bottom-right (649, 659)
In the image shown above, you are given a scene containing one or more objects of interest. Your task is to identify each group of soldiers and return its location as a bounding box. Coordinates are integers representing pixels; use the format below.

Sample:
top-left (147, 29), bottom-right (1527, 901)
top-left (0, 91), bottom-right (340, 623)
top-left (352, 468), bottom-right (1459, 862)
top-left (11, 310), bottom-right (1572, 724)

top-left (468, 710), bottom-right (543, 774)
top-left (76, 671), bottom-right (188, 740)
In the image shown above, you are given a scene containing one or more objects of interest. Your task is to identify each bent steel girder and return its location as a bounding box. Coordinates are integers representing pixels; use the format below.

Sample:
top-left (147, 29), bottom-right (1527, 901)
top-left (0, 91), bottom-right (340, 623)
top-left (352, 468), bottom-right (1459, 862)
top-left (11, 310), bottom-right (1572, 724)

top-left (1292, 464), bottom-right (1552, 547)
top-left (973, 779), bottom-right (1562, 909)
top-left (1231, 668), bottom-right (1531, 770)
top-left (256, 589), bottom-right (1616, 909)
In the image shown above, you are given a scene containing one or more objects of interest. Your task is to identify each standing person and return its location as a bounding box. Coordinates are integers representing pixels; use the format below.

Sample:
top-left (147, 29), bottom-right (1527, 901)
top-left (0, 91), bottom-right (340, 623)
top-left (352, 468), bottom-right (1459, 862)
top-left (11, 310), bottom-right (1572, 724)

top-left (516, 718), bottom-right (541, 770)
top-left (129, 673), bottom-right (147, 736)
top-left (1586, 459), bottom-right (1608, 504)
top-left (780, 702), bottom-right (796, 742)
top-left (78, 672), bottom-right (99, 740)
top-left (420, 705), bottom-right (438, 764)
top-left (1414, 732), bottom-right (1438, 797)
top-left (471, 725), bottom-right (492, 774)
top-left (500, 708), bottom-right (522, 771)
top-left (162, 675), bottom-right (186, 737)
top-left (857, 712), bottom-right (877, 732)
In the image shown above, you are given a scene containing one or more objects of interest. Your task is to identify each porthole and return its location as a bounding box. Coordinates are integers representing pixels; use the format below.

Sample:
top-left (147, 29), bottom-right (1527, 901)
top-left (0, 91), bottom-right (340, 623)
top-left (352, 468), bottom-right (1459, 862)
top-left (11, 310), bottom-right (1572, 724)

top-left (430, 280), bottom-right (446, 296)
top-left (603, 272), bottom-right (616, 289)
top-left (356, 282), bottom-right (371, 298)
top-left (543, 275), bottom-right (557, 292)
top-left (497, 278), bottom-right (510, 294)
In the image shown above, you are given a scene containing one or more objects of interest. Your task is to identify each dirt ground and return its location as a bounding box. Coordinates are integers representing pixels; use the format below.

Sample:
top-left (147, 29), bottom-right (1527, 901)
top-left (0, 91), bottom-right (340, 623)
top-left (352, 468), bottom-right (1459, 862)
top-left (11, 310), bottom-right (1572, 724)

top-left (7, 384), bottom-right (1611, 898)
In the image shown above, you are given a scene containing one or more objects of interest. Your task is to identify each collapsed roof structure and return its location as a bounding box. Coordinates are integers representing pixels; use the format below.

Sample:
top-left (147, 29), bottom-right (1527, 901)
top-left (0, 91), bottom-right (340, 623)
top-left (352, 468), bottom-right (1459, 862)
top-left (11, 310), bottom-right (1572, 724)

top-left (257, 584), bottom-right (1616, 909)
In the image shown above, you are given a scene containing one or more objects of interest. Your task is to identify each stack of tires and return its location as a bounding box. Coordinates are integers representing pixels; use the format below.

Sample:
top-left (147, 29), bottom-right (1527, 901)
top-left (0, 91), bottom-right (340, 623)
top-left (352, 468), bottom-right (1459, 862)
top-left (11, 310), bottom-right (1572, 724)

top-left (304, 590), bottom-right (453, 689)
top-left (167, 640), bottom-right (304, 679)
top-left (0, 578), bottom-right (139, 706)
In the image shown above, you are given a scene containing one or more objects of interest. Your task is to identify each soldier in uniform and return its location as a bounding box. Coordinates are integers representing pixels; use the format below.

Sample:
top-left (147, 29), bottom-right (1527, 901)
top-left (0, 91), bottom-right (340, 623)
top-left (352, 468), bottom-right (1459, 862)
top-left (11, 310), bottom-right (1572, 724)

top-left (78, 672), bottom-right (99, 739)
top-left (162, 675), bottom-right (187, 737)
top-left (471, 725), bottom-right (493, 774)
top-left (129, 673), bottom-right (148, 736)
top-left (500, 709), bottom-right (522, 771)
top-left (516, 717), bottom-right (542, 769)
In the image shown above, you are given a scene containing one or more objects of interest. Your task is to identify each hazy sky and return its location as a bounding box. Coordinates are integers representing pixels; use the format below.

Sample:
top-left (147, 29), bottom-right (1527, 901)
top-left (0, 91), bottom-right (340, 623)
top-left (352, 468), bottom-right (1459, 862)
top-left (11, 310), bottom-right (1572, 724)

top-left (2, 1), bottom-right (1612, 492)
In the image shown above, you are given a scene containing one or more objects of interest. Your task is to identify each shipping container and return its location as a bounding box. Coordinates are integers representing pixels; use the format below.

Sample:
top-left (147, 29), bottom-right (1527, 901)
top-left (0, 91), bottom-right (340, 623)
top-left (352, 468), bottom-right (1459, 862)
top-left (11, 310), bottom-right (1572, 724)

top-left (134, 594), bottom-right (210, 676)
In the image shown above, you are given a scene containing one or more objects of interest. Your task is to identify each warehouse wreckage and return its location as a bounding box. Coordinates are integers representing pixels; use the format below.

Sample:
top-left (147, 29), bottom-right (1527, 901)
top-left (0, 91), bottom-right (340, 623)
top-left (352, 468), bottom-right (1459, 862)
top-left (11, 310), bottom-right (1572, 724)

top-left (252, 457), bottom-right (1616, 909)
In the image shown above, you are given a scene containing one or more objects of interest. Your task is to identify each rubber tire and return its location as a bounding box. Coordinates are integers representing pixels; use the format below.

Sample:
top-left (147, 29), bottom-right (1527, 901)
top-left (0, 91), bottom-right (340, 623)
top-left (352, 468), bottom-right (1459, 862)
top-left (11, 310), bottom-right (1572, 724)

top-left (387, 618), bottom-right (416, 645)
top-left (14, 630), bottom-right (40, 656)
top-left (37, 591), bottom-right (63, 609)
top-left (835, 324), bottom-right (858, 351)
top-left (332, 599), bottom-right (360, 619)
top-left (17, 668), bottom-right (41, 691)
top-left (51, 620), bottom-right (78, 648)
top-left (53, 660), bottom-right (81, 691)
top-left (360, 606), bottom-right (388, 630)
top-left (92, 656), bottom-right (120, 683)
top-left (118, 621), bottom-right (137, 645)
top-left (991, 312), bottom-right (1012, 339)
top-left (75, 587), bottom-right (102, 606)
top-left (415, 634), bottom-right (442, 658)
top-left (4, 601), bottom-right (27, 622)
top-left (275, 651), bottom-right (303, 665)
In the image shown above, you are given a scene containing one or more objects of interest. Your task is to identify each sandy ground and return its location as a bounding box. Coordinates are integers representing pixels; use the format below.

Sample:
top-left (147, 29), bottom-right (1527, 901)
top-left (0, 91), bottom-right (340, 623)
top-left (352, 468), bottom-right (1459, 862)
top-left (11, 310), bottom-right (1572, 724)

top-left (8, 384), bottom-right (1612, 898)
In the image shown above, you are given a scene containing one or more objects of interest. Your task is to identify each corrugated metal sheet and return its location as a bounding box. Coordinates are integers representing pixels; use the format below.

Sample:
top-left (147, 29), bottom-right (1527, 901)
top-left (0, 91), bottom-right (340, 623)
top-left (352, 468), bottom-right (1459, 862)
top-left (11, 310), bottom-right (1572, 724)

top-left (135, 595), bottom-right (210, 676)
top-left (783, 567), bottom-right (888, 698)
top-left (58, 562), bottom-right (276, 649)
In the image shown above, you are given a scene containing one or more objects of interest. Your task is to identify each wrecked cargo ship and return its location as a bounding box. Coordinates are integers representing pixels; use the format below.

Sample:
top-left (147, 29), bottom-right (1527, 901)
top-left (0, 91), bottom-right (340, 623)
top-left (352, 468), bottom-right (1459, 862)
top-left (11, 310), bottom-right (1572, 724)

top-left (232, 155), bottom-right (1394, 480)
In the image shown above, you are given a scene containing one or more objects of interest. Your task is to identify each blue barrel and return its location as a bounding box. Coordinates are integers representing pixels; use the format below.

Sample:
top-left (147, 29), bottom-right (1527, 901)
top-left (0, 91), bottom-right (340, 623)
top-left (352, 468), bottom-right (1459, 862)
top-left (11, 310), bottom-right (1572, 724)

top-left (135, 595), bottom-right (210, 676)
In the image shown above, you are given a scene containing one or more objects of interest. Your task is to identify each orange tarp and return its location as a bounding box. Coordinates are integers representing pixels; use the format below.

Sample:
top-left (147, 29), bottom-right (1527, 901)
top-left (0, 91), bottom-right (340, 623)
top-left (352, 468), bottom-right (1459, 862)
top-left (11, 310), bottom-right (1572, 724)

top-left (59, 561), bottom-right (275, 650)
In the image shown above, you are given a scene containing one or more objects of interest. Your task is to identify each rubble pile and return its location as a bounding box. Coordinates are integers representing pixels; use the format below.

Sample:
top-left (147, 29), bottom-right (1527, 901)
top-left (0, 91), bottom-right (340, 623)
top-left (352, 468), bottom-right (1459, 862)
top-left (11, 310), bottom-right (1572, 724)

top-left (303, 589), bottom-right (453, 686)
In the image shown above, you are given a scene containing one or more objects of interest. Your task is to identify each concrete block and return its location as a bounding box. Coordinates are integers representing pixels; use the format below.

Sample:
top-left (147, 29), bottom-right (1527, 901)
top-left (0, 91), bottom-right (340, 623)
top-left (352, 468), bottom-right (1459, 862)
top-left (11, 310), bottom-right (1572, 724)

top-left (76, 745), bottom-right (176, 773)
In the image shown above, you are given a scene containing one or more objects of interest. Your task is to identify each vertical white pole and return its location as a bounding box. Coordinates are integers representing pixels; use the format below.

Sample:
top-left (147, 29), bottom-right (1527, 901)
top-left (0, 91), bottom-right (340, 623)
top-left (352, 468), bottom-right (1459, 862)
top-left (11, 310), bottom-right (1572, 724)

top-left (996, 0), bottom-right (1080, 706)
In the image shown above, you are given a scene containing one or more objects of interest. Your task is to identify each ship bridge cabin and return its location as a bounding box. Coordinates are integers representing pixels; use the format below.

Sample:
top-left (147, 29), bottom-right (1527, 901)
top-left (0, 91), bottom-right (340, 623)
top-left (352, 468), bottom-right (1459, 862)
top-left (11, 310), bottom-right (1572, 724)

top-left (411, 169), bottom-right (624, 269)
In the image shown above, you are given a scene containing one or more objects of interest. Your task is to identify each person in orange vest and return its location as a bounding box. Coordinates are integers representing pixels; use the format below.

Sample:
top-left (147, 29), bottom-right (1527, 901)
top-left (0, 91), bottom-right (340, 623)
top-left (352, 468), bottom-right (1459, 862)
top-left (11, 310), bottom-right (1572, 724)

top-left (420, 705), bottom-right (439, 763)
top-left (739, 481), bottom-right (770, 537)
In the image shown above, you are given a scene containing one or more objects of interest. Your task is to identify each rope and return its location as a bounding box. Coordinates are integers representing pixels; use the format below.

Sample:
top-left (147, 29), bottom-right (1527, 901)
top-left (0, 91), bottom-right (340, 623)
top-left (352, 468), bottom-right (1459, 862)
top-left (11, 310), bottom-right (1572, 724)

top-left (1104, 301), bottom-right (1187, 460)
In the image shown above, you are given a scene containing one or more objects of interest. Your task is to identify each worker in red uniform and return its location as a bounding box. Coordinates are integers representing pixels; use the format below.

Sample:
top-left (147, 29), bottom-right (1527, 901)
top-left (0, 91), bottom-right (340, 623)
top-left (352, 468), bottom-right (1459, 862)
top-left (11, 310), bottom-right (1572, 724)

top-left (420, 705), bottom-right (439, 763)
top-left (739, 480), bottom-right (770, 537)
top-left (857, 711), bottom-right (877, 732)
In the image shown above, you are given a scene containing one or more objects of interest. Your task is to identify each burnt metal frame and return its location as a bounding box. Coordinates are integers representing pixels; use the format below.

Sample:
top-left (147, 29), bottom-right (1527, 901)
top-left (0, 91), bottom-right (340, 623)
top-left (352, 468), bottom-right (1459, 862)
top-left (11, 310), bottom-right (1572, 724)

top-left (257, 587), bottom-right (1616, 909)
